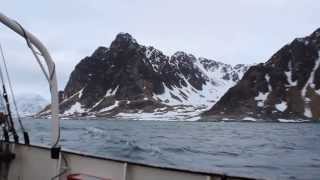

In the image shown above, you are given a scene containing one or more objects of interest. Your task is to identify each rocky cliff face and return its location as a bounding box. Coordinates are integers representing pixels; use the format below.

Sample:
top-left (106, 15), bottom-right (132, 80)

top-left (48, 33), bottom-right (248, 119)
top-left (203, 28), bottom-right (320, 121)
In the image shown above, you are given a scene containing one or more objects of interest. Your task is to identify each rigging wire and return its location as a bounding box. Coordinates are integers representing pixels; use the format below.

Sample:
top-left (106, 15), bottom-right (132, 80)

top-left (0, 43), bottom-right (29, 144)
top-left (0, 44), bottom-right (18, 143)
top-left (0, 44), bottom-right (24, 130)
top-left (51, 154), bottom-right (70, 180)
top-left (0, 85), bottom-right (10, 142)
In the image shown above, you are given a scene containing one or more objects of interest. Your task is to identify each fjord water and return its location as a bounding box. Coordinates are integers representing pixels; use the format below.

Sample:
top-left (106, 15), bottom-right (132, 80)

top-left (21, 118), bottom-right (320, 180)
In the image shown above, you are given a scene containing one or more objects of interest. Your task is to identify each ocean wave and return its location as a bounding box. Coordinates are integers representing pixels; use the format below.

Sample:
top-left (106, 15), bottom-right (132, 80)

top-left (125, 140), bottom-right (162, 156)
top-left (278, 119), bottom-right (310, 123)
top-left (85, 127), bottom-right (105, 134)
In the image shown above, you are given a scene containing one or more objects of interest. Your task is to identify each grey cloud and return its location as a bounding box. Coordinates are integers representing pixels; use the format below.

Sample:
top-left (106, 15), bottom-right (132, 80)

top-left (0, 0), bottom-right (319, 98)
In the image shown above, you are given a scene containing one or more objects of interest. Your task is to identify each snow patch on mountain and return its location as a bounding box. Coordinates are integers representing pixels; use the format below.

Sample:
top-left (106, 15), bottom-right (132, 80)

top-left (64, 102), bottom-right (85, 115)
top-left (302, 54), bottom-right (320, 96)
top-left (285, 62), bottom-right (297, 87)
top-left (100, 101), bottom-right (119, 112)
top-left (115, 105), bottom-right (202, 121)
top-left (275, 101), bottom-right (287, 112)
top-left (255, 92), bottom-right (269, 107)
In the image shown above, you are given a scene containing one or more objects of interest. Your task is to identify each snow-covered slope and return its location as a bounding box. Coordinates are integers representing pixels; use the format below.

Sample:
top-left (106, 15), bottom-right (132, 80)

top-left (152, 55), bottom-right (248, 107)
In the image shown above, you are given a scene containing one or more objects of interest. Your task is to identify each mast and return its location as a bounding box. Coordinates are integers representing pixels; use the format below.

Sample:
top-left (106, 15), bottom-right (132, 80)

top-left (0, 13), bottom-right (60, 152)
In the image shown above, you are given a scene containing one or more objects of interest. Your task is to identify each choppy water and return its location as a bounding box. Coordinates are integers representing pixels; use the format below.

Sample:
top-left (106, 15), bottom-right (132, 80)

top-left (18, 118), bottom-right (320, 180)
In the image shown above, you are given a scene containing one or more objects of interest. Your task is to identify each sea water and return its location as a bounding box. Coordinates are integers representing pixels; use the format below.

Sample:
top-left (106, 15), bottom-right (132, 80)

top-left (18, 118), bottom-right (320, 180)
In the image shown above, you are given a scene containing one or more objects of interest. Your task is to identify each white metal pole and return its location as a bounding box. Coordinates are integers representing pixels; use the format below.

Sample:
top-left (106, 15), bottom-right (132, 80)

top-left (0, 12), bottom-right (60, 147)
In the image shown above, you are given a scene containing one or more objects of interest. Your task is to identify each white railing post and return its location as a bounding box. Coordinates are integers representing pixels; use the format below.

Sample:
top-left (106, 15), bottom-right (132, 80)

top-left (123, 162), bottom-right (128, 180)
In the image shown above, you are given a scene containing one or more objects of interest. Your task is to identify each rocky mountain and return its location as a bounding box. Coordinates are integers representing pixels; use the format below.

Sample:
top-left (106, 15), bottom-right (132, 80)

top-left (203, 28), bottom-right (320, 121)
top-left (43, 33), bottom-right (248, 119)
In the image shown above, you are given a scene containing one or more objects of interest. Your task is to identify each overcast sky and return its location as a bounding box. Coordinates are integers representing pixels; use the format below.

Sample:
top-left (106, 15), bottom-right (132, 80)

top-left (0, 0), bottom-right (319, 98)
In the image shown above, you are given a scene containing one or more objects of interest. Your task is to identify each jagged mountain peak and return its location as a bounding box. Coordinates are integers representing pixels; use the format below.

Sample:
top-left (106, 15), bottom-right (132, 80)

top-left (234, 64), bottom-right (247, 69)
top-left (198, 58), bottom-right (249, 82)
top-left (91, 46), bottom-right (109, 58)
top-left (45, 33), bottom-right (249, 118)
top-left (171, 51), bottom-right (197, 65)
top-left (199, 57), bottom-right (228, 70)
top-left (110, 32), bottom-right (138, 50)
top-left (172, 51), bottom-right (194, 58)
top-left (145, 46), bottom-right (166, 59)
top-left (310, 27), bottom-right (320, 38)
top-left (115, 32), bottom-right (136, 42)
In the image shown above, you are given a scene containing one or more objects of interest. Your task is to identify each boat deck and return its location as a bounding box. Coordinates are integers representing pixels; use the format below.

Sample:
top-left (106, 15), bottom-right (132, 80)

top-left (1, 143), bottom-right (258, 180)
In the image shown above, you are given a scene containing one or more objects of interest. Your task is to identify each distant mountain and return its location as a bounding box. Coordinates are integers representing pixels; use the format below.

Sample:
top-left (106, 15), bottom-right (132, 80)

top-left (15, 94), bottom-right (48, 116)
top-left (41, 33), bottom-right (248, 119)
top-left (203, 28), bottom-right (320, 121)
top-left (0, 93), bottom-right (48, 117)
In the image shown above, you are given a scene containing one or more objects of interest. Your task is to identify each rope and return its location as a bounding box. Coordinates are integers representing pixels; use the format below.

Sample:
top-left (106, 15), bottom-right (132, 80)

top-left (15, 21), bottom-right (51, 82)
top-left (0, 45), bottom-right (7, 89)
top-left (51, 154), bottom-right (69, 180)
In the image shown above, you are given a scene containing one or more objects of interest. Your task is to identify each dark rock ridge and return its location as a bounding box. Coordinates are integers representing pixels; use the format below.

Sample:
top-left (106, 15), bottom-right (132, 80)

top-left (203, 28), bottom-right (320, 120)
top-left (41, 33), bottom-right (248, 117)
